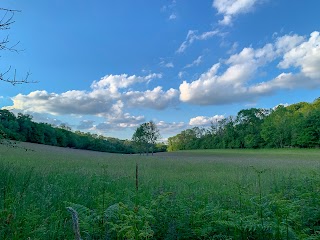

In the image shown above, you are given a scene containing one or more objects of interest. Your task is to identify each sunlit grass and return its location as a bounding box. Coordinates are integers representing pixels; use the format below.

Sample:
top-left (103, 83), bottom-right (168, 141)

top-left (1, 142), bottom-right (320, 239)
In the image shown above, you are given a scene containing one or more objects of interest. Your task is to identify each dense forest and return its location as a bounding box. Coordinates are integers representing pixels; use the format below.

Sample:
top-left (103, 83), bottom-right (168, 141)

top-left (0, 109), bottom-right (166, 154)
top-left (168, 98), bottom-right (320, 151)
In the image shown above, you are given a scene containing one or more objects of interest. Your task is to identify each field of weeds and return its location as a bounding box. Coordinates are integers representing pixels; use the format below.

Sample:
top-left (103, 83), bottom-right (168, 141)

top-left (1, 142), bottom-right (320, 239)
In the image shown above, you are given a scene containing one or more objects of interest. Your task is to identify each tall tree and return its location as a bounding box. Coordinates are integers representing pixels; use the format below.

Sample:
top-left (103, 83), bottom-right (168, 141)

top-left (144, 121), bottom-right (160, 155)
top-left (132, 124), bottom-right (147, 155)
top-left (261, 106), bottom-right (293, 148)
top-left (235, 108), bottom-right (267, 148)
top-left (132, 121), bottom-right (160, 155)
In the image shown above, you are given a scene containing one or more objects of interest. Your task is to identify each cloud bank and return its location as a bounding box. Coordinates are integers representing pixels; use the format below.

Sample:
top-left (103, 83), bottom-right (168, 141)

top-left (180, 31), bottom-right (320, 105)
top-left (5, 73), bottom-right (179, 125)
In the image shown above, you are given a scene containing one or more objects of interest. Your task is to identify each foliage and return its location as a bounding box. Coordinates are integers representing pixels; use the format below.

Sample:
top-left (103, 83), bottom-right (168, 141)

top-left (132, 121), bottom-right (161, 155)
top-left (168, 98), bottom-right (320, 151)
top-left (0, 109), bottom-right (167, 154)
top-left (0, 109), bottom-right (141, 154)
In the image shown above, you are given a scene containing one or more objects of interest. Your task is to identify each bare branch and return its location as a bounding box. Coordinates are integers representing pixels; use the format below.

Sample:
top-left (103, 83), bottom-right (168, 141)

top-left (0, 36), bottom-right (21, 52)
top-left (0, 67), bottom-right (37, 85)
top-left (0, 8), bottom-right (21, 12)
top-left (0, 8), bottom-right (35, 85)
top-left (0, 9), bottom-right (16, 30)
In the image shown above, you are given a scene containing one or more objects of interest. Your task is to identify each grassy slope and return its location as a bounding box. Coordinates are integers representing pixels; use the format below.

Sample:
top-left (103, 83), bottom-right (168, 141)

top-left (1, 142), bottom-right (320, 239)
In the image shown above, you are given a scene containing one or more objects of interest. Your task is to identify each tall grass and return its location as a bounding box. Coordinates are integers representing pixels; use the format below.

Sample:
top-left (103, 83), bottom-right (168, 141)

top-left (1, 142), bottom-right (320, 239)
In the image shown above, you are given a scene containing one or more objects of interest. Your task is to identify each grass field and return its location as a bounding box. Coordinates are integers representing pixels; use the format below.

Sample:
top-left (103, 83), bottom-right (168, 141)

top-left (1, 142), bottom-right (320, 239)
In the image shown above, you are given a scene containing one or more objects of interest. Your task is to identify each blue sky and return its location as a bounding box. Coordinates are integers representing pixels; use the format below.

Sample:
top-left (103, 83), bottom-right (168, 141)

top-left (1, 0), bottom-right (320, 140)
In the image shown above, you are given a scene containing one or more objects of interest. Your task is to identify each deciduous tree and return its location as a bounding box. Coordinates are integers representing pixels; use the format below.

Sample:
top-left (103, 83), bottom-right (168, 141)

top-left (132, 121), bottom-right (160, 155)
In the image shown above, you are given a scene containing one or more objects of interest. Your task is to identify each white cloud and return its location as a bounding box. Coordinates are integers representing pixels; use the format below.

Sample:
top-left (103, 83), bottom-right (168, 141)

top-left (93, 112), bottom-right (146, 132)
top-left (160, 60), bottom-right (174, 68)
top-left (155, 115), bottom-right (225, 137)
top-left (179, 31), bottom-right (320, 105)
top-left (73, 111), bottom-right (146, 134)
top-left (124, 87), bottom-right (179, 110)
top-left (179, 57), bottom-right (263, 105)
top-left (184, 56), bottom-right (203, 68)
top-left (108, 112), bottom-right (145, 124)
top-left (165, 62), bottom-right (174, 68)
top-left (213, 0), bottom-right (260, 25)
top-left (91, 73), bottom-right (162, 93)
top-left (275, 34), bottom-right (305, 54)
top-left (177, 30), bottom-right (219, 53)
top-left (278, 31), bottom-right (320, 79)
top-left (156, 120), bottom-right (187, 134)
top-left (189, 115), bottom-right (225, 126)
top-left (272, 103), bottom-right (290, 110)
top-left (6, 90), bottom-right (114, 115)
top-left (5, 73), bottom-right (178, 117)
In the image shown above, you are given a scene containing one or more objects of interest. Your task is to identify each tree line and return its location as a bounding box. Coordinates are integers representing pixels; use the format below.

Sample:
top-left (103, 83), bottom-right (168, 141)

top-left (0, 109), bottom-right (166, 154)
top-left (168, 98), bottom-right (320, 151)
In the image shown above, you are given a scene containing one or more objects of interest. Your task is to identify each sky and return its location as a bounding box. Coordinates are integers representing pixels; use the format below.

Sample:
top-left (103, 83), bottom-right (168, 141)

top-left (1, 0), bottom-right (320, 140)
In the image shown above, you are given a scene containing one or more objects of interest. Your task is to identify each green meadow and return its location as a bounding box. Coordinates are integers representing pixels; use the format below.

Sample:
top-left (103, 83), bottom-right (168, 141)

top-left (1, 142), bottom-right (320, 239)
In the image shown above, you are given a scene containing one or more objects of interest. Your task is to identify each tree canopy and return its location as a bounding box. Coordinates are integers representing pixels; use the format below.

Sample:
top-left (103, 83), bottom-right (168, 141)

top-left (132, 121), bottom-right (161, 155)
top-left (0, 109), bottom-right (136, 153)
top-left (168, 98), bottom-right (320, 151)
top-left (0, 109), bottom-right (167, 154)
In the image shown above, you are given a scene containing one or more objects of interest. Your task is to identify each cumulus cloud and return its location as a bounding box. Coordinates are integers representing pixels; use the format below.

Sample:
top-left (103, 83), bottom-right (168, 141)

top-left (125, 87), bottom-right (179, 110)
top-left (177, 30), bottom-right (219, 53)
top-left (110, 113), bottom-right (145, 124)
top-left (73, 110), bottom-right (146, 134)
top-left (91, 73), bottom-right (162, 92)
top-left (278, 31), bottom-right (320, 79)
top-left (213, 0), bottom-right (260, 25)
top-left (93, 112), bottom-right (146, 132)
top-left (180, 31), bottom-right (320, 105)
top-left (189, 115), bottom-right (225, 126)
top-left (6, 73), bottom-right (178, 118)
top-left (6, 90), bottom-right (114, 115)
